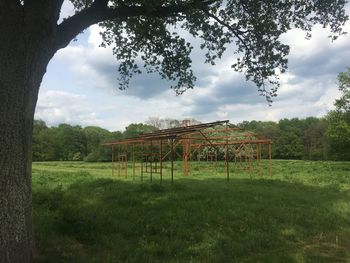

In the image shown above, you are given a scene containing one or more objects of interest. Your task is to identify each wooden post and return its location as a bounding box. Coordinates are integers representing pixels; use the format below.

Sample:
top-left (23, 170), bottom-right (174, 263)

top-left (171, 139), bottom-right (174, 185)
top-left (132, 144), bottom-right (135, 180)
top-left (239, 154), bottom-right (242, 173)
top-left (258, 143), bottom-right (262, 176)
top-left (225, 123), bottom-right (229, 181)
top-left (160, 140), bottom-right (163, 185)
top-left (150, 140), bottom-right (153, 182)
top-left (269, 143), bottom-right (272, 177)
top-left (118, 144), bottom-right (121, 177)
top-left (246, 154), bottom-right (252, 179)
top-left (234, 154), bottom-right (236, 176)
top-left (141, 142), bottom-right (144, 182)
top-left (182, 137), bottom-right (190, 176)
top-left (249, 146), bottom-right (253, 178)
top-left (197, 145), bottom-right (201, 175)
top-left (125, 144), bottom-right (128, 178)
top-left (112, 145), bottom-right (114, 177)
top-left (198, 145), bottom-right (201, 162)
top-left (246, 155), bottom-right (249, 174)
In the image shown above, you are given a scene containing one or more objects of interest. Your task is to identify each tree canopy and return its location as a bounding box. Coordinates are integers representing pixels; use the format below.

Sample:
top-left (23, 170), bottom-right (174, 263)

top-left (57, 0), bottom-right (349, 102)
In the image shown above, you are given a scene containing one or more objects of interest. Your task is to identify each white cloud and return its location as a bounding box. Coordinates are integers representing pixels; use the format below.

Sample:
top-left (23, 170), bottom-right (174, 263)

top-left (35, 90), bottom-right (99, 127)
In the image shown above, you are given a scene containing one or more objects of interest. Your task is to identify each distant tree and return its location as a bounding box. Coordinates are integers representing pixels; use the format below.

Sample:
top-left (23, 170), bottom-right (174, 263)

top-left (32, 121), bottom-right (60, 161)
top-left (146, 117), bottom-right (183, 129)
top-left (274, 118), bottom-right (304, 159)
top-left (303, 117), bottom-right (328, 160)
top-left (240, 119), bottom-right (304, 159)
top-left (326, 69), bottom-right (350, 160)
top-left (239, 120), bottom-right (259, 131)
top-left (146, 117), bottom-right (200, 129)
top-left (162, 118), bottom-right (181, 129)
top-left (83, 126), bottom-right (111, 153)
top-left (187, 118), bottom-right (202, 126)
top-left (32, 120), bottom-right (51, 161)
top-left (0, 1), bottom-right (348, 260)
top-left (334, 67), bottom-right (350, 113)
top-left (32, 120), bottom-right (48, 160)
top-left (254, 121), bottom-right (280, 141)
top-left (55, 124), bottom-right (87, 161)
top-left (84, 128), bottom-right (122, 162)
top-left (326, 111), bottom-right (350, 160)
top-left (145, 116), bottom-right (163, 129)
top-left (123, 123), bottom-right (158, 138)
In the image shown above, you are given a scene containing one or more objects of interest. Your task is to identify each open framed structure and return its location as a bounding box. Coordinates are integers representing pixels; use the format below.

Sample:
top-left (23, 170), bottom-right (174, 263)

top-left (102, 120), bottom-right (272, 183)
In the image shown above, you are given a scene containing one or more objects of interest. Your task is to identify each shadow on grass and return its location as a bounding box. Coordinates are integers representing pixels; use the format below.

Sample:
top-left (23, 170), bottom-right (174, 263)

top-left (33, 176), bottom-right (350, 262)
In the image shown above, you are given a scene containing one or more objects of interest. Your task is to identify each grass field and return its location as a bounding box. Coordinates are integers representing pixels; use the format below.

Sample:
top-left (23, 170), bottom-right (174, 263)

top-left (32, 160), bottom-right (350, 262)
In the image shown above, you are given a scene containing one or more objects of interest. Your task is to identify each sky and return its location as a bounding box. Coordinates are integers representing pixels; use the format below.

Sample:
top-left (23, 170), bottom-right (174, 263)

top-left (35, 1), bottom-right (350, 132)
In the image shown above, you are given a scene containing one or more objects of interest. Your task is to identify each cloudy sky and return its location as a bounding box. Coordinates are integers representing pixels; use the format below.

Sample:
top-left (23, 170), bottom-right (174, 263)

top-left (35, 1), bottom-right (350, 131)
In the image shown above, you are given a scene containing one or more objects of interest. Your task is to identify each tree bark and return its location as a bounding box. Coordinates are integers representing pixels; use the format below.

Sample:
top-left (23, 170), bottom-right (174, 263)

top-left (0, 7), bottom-right (55, 262)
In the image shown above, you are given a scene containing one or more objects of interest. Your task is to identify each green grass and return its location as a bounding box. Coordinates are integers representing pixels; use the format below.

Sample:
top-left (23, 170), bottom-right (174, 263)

top-left (32, 160), bottom-right (350, 262)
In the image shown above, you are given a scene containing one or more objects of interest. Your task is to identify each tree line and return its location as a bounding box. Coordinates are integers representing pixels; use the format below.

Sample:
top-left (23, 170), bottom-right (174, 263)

top-left (31, 115), bottom-right (348, 162)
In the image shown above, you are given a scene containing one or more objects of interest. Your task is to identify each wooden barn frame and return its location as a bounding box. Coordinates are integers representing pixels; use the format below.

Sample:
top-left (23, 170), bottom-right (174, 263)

top-left (102, 120), bottom-right (272, 183)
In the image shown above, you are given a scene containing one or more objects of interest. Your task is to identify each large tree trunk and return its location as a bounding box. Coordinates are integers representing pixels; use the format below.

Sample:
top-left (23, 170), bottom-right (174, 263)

top-left (0, 8), bottom-right (55, 262)
top-left (0, 49), bottom-right (50, 263)
top-left (0, 77), bottom-right (35, 263)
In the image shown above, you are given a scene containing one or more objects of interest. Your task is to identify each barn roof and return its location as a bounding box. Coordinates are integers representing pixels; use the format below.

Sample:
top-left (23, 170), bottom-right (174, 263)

top-left (101, 120), bottom-right (229, 145)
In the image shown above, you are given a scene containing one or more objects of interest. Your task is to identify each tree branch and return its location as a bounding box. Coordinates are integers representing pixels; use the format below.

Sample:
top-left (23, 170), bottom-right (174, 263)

top-left (54, 0), bottom-right (219, 50)
top-left (205, 10), bottom-right (249, 51)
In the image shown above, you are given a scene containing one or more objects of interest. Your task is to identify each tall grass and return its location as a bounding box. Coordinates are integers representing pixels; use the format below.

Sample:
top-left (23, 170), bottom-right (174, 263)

top-left (32, 160), bottom-right (350, 262)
